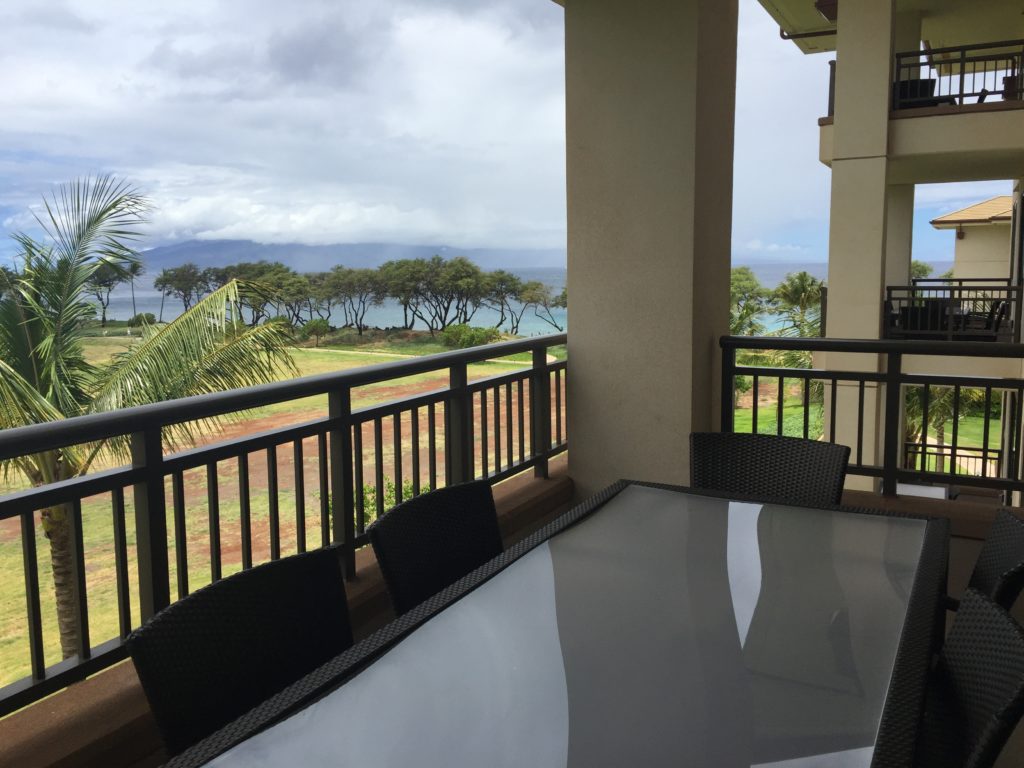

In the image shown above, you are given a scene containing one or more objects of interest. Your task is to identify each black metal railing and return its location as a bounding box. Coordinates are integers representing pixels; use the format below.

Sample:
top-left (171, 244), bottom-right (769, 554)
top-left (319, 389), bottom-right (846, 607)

top-left (826, 59), bottom-right (836, 117)
top-left (721, 335), bottom-right (1024, 500)
top-left (883, 280), bottom-right (1021, 342)
top-left (893, 39), bottom-right (1024, 110)
top-left (904, 441), bottom-right (1003, 478)
top-left (0, 334), bottom-right (567, 716)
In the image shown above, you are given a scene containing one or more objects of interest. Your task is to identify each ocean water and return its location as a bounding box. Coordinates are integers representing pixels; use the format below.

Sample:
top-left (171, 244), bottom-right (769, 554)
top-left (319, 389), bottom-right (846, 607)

top-left (96, 259), bottom-right (955, 338)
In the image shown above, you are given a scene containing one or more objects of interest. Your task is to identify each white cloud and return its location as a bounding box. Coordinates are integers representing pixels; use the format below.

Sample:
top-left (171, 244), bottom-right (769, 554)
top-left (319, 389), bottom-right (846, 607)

top-left (0, 0), bottom-right (566, 253)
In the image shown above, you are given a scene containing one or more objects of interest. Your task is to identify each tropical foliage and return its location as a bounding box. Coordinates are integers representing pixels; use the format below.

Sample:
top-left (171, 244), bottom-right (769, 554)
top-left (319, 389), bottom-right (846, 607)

top-left (0, 177), bottom-right (295, 658)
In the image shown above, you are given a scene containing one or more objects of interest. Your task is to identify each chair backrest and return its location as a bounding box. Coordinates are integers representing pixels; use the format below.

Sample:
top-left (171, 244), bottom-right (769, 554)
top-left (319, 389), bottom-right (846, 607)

top-left (916, 589), bottom-right (1024, 768)
top-left (968, 509), bottom-right (1024, 610)
top-left (690, 432), bottom-right (850, 507)
top-left (127, 546), bottom-right (354, 755)
top-left (369, 480), bottom-right (502, 616)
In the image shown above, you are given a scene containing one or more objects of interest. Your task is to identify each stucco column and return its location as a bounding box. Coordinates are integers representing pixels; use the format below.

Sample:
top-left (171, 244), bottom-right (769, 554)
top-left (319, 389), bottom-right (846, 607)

top-left (824, 0), bottom-right (896, 489)
top-left (562, 0), bottom-right (736, 497)
top-left (884, 184), bottom-right (914, 289)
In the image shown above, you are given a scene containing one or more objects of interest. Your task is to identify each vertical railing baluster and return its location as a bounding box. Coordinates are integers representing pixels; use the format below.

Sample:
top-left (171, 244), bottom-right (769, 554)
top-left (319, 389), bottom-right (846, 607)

top-left (855, 381), bottom-right (867, 466)
top-left (752, 374), bottom-right (760, 434)
top-left (829, 377), bottom-right (838, 443)
top-left (354, 421), bottom-right (365, 535)
top-left (428, 403), bottom-right (438, 489)
top-left (328, 388), bottom-right (356, 577)
top-left (505, 382), bottom-right (514, 466)
top-left (882, 352), bottom-right (902, 495)
top-left (950, 385), bottom-right (961, 476)
top-left (802, 377), bottom-right (810, 439)
top-left (481, 388), bottom-right (489, 478)
top-left (268, 445), bottom-right (280, 561)
top-left (239, 453), bottom-right (252, 570)
top-left (776, 377), bottom-right (785, 436)
top-left (374, 417), bottom-right (385, 522)
top-left (172, 470), bottom-right (188, 598)
top-left (411, 407), bottom-right (421, 496)
top-left (131, 428), bottom-right (170, 621)
top-left (982, 387), bottom-right (993, 478)
top-left (493, 386), bottom-right (502, 473)
top-left (720, 342), bottom-right (737, 434)
top-left (555, 369), bottom-right (563, 445)
top-left (393, 413), bottom-right (403, 505)
top-left (921, 385), bottom-right (931, 471)
top-left (531, 346), bottom-right (551, 478)
top-left (517, 379), bottom-right (526, 463)
top-left (206, 463), bottom-right (221, 582)
top-left (112, 488), bottom-right (131, 638)
top-left (21, 511), bottom-right (45, 680)
top-left (67, 499), bottom-right (90, 659)
top-left (294, 440), bottom-right (306, 554)
top-left (318, 433), bottom-right (330, 548)
top-left (447, 363), bottom-right (471, 484)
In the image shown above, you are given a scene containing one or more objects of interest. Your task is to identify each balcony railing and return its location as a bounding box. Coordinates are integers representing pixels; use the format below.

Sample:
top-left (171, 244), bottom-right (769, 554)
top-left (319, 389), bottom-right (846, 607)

top-left (720, 335), bottom-right (1024, 500)
top-left (883, 279), bottom-right (1021, 342)
top-left (893, 39), bottom-right (1024, 110)
top-left (0, 334), bottom-right (567, 717)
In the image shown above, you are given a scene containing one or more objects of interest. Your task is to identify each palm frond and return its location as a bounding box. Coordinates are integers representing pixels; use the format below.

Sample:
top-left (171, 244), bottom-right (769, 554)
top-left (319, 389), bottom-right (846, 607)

top-left (92, 280), bottom-right (296, 454)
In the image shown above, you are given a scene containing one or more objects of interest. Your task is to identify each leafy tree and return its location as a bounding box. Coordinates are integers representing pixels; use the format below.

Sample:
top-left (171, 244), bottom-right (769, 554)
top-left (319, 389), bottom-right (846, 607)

top-left (207, 261), bottom-right (293, 325)
top-left (523, 281), bottom-right (565, 332)
top-left (444, 257), bottom-right (488, 326)
top-left (303, 318), bottom-right (331, 347)
top-left (306, 271), bottom-right (336, 322)
top-left (730, 266), bottom-right (769, 337)
top-left (154, 262), bottom-right (212, 311)
top-left (329, 267), bottom-right (384, 335)
top-left (86, 262), bottom-right (127, 326)
top-left (379, 259), bottom-right (425, 330)
top-left (910, 260), bottom-right (934, 280)
top-left (277, 272), bottom-right (312, 325)
top-left (485, 270), bottom-right (524, 330)
top-left (0, 177), bottom-right (295, 659)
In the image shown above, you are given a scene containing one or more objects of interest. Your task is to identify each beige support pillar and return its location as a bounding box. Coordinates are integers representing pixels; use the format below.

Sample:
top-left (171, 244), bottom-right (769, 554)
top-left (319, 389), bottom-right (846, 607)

top-left (884, 184), bottom-right (915, 289)
top-left (824, 0), bottom-right (896, 489)
top-left (563, 0), bottom-right (736, 497)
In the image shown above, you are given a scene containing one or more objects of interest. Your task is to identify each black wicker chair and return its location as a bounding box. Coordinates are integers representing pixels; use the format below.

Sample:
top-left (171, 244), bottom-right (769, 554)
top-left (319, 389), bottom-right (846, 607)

top-left (126, 546), bottom-right (354, 755)
top-left (915, 589), bottom-right (1024, 768)
top-left (955, 509), bottom-right (1024, 611)
top-left (369, 480), bottom-right (503, 616)
top-left (690, 432), bottom-right (850, 507)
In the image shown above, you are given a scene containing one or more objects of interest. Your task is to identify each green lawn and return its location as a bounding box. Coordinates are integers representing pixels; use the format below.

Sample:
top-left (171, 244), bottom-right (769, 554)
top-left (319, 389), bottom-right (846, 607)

top-left (0, 332), bottom-right (555, 687)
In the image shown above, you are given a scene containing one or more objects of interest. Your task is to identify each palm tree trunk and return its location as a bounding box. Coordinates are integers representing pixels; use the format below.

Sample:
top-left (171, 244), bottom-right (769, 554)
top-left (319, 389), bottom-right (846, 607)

top-left (130, 277), bottom-right (137, 317)
top-left (41, 505), bottom-right (81, 659)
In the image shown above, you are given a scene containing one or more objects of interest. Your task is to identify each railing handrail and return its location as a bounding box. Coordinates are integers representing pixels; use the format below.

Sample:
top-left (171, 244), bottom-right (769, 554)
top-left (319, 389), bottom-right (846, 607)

top-left (0, 333), bottom-right (567, 461)
top-left (720, 335), bottom-right (1024, 357)
top-left (895, 38), bottom-right (1024, 59)
top-left (911, 277), bottom-right (1013, 284)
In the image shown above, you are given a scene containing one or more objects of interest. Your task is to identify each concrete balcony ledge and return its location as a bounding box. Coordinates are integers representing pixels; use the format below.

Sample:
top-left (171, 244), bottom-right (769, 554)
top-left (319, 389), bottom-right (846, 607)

top-left (0, 456), bottom-right (572, 768)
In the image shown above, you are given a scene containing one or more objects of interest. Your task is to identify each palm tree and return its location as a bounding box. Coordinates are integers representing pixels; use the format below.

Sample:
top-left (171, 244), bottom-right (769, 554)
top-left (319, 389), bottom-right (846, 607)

top-left (127, 261), bottom-right (144, 318)
top-left (904, 386), bottom-right (987, 474)
top-left (0, 177), bottom-right (296, 658)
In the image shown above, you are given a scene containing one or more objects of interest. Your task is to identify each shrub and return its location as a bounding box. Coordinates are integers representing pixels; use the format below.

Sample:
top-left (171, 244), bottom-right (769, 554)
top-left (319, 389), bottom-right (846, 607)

top-left (128, 312), bottom-right (156, 326)
top-left (441, 324), bottom-right (500, 349)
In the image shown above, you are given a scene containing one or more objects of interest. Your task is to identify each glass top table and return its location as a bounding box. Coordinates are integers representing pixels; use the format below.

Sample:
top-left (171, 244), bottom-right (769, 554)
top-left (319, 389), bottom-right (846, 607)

top-left (175, 482), bottom-right (948, 768)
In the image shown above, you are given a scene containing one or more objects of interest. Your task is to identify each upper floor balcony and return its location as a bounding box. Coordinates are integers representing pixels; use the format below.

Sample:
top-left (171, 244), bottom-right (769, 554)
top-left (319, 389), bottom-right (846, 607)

top-left (883, 278), bottom-right (1021, 343)
top-left (819, 39), bottom-right (1024, 183)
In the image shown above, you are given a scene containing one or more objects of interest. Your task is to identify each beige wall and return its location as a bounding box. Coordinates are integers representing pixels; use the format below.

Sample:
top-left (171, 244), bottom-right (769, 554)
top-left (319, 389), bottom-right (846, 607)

top-left (952, 224), bottom-right (1011, 280)
top-left (563, 0), bottom-right (736, 497)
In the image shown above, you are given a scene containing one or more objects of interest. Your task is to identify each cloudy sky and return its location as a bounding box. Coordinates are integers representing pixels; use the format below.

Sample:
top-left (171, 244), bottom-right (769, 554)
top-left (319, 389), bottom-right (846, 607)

top-left (0, 0), bottom-right (1010, 264)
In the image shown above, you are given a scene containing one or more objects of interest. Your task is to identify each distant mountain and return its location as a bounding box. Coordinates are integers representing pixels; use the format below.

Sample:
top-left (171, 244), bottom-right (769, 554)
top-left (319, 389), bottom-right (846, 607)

top-left (138, 240), bottom-right (566, 273)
